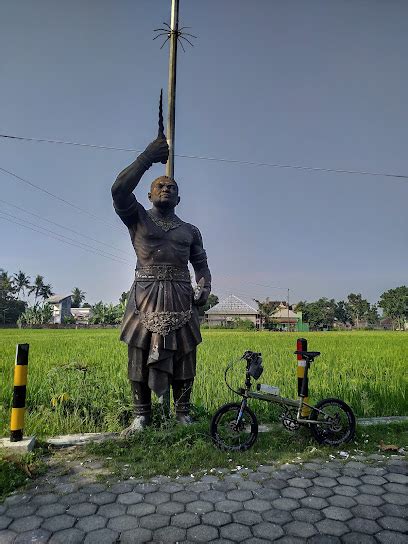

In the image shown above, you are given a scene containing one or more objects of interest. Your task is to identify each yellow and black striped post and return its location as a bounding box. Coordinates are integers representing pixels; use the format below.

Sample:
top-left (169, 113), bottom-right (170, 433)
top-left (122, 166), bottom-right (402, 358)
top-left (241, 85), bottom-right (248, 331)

top-left (10, 343), bottom-right (29, 442)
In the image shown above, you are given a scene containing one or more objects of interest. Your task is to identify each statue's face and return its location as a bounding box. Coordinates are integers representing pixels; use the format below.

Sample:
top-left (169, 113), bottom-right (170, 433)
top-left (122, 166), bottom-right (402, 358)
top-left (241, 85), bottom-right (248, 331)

top-left (148, 177), bottom-right (180, 209)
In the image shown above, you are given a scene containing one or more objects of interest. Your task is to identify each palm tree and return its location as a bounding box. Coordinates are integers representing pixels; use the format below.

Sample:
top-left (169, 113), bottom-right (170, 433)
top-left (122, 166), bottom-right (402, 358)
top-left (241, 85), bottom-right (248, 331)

top-left (29, 275), bottom-right (45, 303)
top-left (40, 283), bottom-right (54, 301)
top-left (0, 269), bottom-right (15, 299)
top-left (71, 287), bottom-right (86, 308)
top-left (13, 271), bottom-right (31, 298)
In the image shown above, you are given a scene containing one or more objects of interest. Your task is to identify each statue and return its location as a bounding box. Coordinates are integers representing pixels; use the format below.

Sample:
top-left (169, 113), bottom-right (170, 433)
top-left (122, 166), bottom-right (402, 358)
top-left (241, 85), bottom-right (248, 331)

top-left (111, 96), bottom-right (211, 437)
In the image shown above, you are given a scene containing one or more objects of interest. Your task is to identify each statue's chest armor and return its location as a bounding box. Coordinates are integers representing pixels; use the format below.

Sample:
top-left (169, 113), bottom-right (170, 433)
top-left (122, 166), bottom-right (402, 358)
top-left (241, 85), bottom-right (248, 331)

top-left (132, 220), bottom-right (193, 264)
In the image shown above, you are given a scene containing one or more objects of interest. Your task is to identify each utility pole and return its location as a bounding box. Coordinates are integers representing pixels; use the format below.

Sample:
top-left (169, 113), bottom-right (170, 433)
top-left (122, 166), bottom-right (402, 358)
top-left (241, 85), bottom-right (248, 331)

top-left (287, 288), bottom-right (290, 332)
top-left (166, 0), bottom-right (179, 179)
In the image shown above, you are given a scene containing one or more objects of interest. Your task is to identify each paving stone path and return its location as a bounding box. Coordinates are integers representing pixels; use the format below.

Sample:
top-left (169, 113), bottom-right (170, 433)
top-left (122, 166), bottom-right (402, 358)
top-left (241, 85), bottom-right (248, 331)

top-left (0, 454), bottom-right (407, 543)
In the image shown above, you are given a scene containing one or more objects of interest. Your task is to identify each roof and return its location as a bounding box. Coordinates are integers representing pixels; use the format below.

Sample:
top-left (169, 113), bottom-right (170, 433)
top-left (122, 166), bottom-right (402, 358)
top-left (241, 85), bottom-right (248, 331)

top-left (206, 295), bottom-right (258, 315)
top-left (272, 303), bottom-right (300, 320)
top-left (46, 294), bottom-right (71, 304)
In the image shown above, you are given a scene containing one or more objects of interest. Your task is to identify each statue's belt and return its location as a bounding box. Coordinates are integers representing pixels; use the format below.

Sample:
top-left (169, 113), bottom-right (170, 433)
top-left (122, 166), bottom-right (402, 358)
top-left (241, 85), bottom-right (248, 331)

top-left (135, 265), bottom-right (190, 282)
top-left (134, 265), bottom-right (192, 336)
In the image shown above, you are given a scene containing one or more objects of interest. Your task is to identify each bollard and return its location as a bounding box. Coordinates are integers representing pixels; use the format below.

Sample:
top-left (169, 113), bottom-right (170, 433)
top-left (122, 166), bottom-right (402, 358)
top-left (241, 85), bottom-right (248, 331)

top-left (296, 338), bottom-right (310, 416)
top-left (10, 344), bottom-right (29, 442)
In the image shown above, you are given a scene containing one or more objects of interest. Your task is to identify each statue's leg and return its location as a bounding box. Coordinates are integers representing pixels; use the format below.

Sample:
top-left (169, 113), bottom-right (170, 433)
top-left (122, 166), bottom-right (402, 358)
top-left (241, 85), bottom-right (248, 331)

top-left (173, 378), bottom-right (194, 425)
top-left (121, 381), bottom-right (152, 437)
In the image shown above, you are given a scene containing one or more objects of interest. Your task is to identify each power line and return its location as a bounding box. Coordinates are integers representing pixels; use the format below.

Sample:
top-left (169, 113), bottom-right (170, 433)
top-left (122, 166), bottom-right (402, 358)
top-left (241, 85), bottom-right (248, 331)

top-left (1, 132), bottom-right (408, 181)
top-left (0, 166), bottom-right (123, 232)
top-left (0, 198), bottom-right (131, 257)
top-left (0, 210), bottom-right (132, 265)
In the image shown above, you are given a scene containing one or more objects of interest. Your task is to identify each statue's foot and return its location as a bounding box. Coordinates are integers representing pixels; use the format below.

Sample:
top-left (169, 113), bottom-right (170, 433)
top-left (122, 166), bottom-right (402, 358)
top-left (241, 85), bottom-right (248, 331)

top-left (120, 415), bottom-right (151, 438)
top-left (176, 413), bottom-right (194, 425)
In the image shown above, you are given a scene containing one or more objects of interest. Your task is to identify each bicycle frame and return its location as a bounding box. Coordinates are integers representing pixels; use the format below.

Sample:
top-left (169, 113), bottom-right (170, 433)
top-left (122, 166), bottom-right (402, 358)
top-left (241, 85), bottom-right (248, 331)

top-left (237, 357), bottom-right (330, 426)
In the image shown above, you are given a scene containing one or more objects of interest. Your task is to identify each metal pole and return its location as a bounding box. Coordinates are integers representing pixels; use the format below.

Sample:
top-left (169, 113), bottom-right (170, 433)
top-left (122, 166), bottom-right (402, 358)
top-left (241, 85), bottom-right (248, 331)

top-left (166, 0), bottom-right (179, 179)
top-left (287, 288), bottom-right (290, 332)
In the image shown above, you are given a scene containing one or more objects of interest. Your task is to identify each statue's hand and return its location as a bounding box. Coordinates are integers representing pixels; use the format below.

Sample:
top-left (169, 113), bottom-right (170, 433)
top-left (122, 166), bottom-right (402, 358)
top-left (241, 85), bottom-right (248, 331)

top-left (194, 286), bottom-right (210, 307)
top-left (144, 136), bottom-right (169, 165)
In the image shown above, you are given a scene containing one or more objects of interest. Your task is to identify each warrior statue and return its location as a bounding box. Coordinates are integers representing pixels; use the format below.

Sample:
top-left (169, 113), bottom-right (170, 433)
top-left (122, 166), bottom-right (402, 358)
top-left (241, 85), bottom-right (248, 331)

top-left (111, 97), bottom-right (211, 436)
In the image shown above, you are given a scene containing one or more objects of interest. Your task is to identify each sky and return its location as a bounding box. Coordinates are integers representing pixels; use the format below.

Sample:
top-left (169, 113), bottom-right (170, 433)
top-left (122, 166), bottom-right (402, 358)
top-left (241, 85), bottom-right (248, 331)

top-left (1, 0), bottom-right (407, 306)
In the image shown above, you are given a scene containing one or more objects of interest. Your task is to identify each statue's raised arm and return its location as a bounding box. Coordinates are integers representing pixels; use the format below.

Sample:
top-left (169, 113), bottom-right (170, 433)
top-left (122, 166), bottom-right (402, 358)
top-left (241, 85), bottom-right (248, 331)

top-left (111, 92), bottom-right (169, 210)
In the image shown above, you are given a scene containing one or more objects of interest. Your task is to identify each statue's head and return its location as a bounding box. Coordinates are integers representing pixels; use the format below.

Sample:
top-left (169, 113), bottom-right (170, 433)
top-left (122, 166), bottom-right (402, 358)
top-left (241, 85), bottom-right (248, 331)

top-left (148, 176), bottom-right (180, 210)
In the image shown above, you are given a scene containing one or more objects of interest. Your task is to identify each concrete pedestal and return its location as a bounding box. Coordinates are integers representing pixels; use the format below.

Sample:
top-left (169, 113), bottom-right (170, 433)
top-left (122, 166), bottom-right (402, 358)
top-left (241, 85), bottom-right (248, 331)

top-left (0, 436), bottom-right (36, 453)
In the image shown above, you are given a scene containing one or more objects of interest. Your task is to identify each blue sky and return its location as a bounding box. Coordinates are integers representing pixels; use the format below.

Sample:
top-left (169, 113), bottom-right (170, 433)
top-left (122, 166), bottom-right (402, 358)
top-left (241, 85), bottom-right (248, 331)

top-left (1, 0), bottom-right (407, 306)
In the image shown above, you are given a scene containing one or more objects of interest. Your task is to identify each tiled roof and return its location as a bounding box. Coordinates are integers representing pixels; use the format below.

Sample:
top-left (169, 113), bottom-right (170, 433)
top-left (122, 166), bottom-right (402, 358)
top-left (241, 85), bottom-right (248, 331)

top-left (206, 295), bottom-right (258, 315)
top-left (46, 294), bottom-right (71, 304)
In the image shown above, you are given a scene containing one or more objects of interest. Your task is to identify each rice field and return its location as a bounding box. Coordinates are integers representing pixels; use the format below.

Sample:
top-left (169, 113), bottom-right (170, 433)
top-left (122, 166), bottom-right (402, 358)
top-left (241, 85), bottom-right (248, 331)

top-left (0, 329), bottom-right (406, 437)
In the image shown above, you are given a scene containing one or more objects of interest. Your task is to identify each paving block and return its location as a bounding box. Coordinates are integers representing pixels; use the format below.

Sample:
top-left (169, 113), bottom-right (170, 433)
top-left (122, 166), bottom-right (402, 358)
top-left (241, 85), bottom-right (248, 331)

top-left (285, 520), bottom-right (317, 538)
top-left (351, 504), bottom-right (382, 519)
top-left (171, 511), bottom-right (200, 528)
top-left (139, 513), bottom-right (170, 530)
top-left (153, 525), bottom-right (186, 542)
top-left (322, 505), bottom-right (353, 521)
top-left (378, 515), bottom-right (408, 533)
top-left (107, 514), bottom-right (139, 531)
top-left (83, 527), bottom-right (119, 544)
top-left (9, 515), bottom-right (43, 533)
top-left (361, 475), bottom-right (387, 486)
top-left (233, 510), bottom-right (263, 525)
top-left (203, 511), bottom-right (232, 527)
top-left (120, 527), bottom-right (152, 543)
top-left (89, 492), bottom-right (116, 506)
top-left (172, 490), bottom-right (198, 504)
top-left (287, 477), bottom-right (313, 489)
top-left (281, 487), bottom-right (307, 500)
top-left (66, 502), bottom-right (97, 517)
top-left (14, 528), bottom-right (51, 543)
top-left (313, 477), bottom-right (338, 488)
top-left (292, 507), bottom-right (323, 523)
top-left (382, 492), bottom-right (408, 505)
top-left (251, 521), bottom-right (285, 541)
top-left (188, 524), bottom-right (219, 541)
top-left (41, 514), bottom-right (76, 532)
top-left (261, 508), bottom-right (293, 525)
top-left (376, 530), bottom-right (408, 543)
top-left (31, 493), bottom-right (59, 506)
top-left (187, 500), bottom-right (214, 514)
top-left (220, 522), bottom-right (251, 541)
top-left (272, 497), bottom-right (299, 511)
top-left (0, 516), bottom-right (12, 530)
top-left (117, 491), bottom-right (143, 505)
top-left (347, 517), bottom-right (381, 534)
top-left (307, 486), bottom-right (334, 498)
top-left (243, 499), bottom-right (271, 513)
top-left (97, 503), bottom-right (126, 518)
top-left (200, 490), bottom-right (226, 502)
top-left (315, 519), bottom-right (349, 536)
top-left (127, 501), bottom-right (156, 516)
top-left (354, 494), bottom-right (384, 507)
top-left (36, 503), bottom-right (67, 518)
top-left (384, 473), bottom-right (408, 484)
top-left (156, 501), bottom-right (184, 515)
top-left (59, 492), bottom-right (88, 506)
top-left (49, 527), bottom-right (85, 543)
top-left (215, 500), bottom-right (242, 513)
top-left (342, 533), bottom-right (377, 544)
top-left (76, 514), bottom-right (106, 532)
top-left (226, 489), bottom-right (253, 502)
top-left (143, 491), bottom-right (170, 505)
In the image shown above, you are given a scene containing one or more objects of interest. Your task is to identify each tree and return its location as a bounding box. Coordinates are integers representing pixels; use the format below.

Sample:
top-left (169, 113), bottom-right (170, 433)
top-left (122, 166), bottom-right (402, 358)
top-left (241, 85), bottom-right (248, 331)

top-left (0, 269), bottom-right (15, 299)
top-left (72, 287), bottom-right (86, 307)
top-left (378, 286), bottom-right (408, 330)
top-left (300, 298), bottom-right (336, 330)
top-left (366, 304), bottom-right (379, 327)
top-left (199, 293), bottom-right (219, 317)
top-left (254, 298), bottom-right (281, 329)
top-left (13, 271), bottom-right (30, 298)
top-left (119, 291), bottom-right (129, 305)
top-left (346, 293), bottom-right (370, 328)
top-left (29, 275), bottom-right (45, 303)
top-left (335, 300), bottom-right (353, 326)
top-left (40, 283), bottom-right (54, 301)
top-left (17, 303), bottom-right (53, 326)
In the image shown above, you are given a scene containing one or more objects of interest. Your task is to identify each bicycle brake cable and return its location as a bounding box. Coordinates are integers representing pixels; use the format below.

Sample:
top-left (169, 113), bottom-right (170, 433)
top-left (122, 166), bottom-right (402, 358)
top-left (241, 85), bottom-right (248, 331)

top-left (224, 356), bottom-right (245, 396)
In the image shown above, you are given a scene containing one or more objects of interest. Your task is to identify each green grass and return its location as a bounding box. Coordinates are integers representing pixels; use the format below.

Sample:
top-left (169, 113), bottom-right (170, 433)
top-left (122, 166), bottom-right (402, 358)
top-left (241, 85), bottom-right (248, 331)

top-left (87, 419), bottom-right (408, 480)
top-left (0, 450), bottom-right (46, 501)
top-left (0, 329), bottom-right (407, 437)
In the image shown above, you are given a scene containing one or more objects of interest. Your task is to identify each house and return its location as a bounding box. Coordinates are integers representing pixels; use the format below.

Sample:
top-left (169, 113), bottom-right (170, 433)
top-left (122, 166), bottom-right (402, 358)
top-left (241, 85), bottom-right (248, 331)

top-left (71, 307), bottom-right (93, 324)
top-left (205, 295), bottom-right (260, 327)
top-left (270, 302), bottom-right (304, 332)
top-left (46, 294), bottom-right (72, 324)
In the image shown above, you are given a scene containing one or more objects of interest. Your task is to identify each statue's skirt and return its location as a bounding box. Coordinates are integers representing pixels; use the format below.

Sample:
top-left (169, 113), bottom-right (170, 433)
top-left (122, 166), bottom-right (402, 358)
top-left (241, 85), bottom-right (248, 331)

top-left (119, 279), bottom-right (202, 397)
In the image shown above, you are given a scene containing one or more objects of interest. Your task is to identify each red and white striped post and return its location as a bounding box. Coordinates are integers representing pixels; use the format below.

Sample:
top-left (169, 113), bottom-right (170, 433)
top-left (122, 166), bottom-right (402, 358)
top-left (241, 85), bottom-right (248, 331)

top-left (296, 338), bottom-right (310, 416)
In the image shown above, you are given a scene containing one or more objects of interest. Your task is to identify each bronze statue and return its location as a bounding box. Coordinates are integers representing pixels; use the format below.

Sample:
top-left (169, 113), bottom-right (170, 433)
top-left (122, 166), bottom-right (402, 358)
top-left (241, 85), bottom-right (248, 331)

top-left (111, 97), bottom-right (211, 436)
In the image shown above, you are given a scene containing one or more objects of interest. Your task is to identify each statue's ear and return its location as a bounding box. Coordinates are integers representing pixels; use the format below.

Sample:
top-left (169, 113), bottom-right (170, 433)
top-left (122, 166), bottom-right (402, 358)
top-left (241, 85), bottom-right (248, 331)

top-left (148, 192), bottom-right (152, 201)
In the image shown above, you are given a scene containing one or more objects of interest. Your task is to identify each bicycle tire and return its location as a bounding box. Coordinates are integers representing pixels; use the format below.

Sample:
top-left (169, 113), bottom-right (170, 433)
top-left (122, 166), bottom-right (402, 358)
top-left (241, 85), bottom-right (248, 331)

top-left (210, 402), bottom-right (258, 452)
top-left (310, 398), bottom-right (356, 446)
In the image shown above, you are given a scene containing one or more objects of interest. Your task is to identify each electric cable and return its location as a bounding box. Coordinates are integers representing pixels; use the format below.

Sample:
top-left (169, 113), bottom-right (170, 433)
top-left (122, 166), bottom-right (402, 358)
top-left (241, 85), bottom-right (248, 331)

top-left (1, 133), bottom-right (408, 181)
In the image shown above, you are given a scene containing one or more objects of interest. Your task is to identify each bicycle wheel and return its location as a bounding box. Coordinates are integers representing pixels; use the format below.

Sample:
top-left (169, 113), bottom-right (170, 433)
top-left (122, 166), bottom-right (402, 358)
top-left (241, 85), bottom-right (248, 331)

top-left (310, 398), bottom-right (356, 446)
top-left (210, 402), bottom-right (258, 452)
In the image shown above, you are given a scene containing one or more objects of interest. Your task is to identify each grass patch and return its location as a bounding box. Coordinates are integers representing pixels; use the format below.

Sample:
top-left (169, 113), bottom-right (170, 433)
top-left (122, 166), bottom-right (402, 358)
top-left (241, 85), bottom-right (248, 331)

top-left (87, 416), bottom-right (408, 480)
top-left (0, 449), bottom-right (47, 501)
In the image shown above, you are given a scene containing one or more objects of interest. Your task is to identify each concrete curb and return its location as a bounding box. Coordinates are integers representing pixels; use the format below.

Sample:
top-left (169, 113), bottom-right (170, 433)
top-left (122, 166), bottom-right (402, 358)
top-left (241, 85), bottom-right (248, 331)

top-left (41, 416), bottom-right (408, 448)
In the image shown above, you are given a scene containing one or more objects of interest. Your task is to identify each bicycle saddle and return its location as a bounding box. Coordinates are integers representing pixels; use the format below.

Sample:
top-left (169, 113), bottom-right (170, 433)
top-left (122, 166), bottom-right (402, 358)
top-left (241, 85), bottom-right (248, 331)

top-left (294, 350), bottom-right (321, 360)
